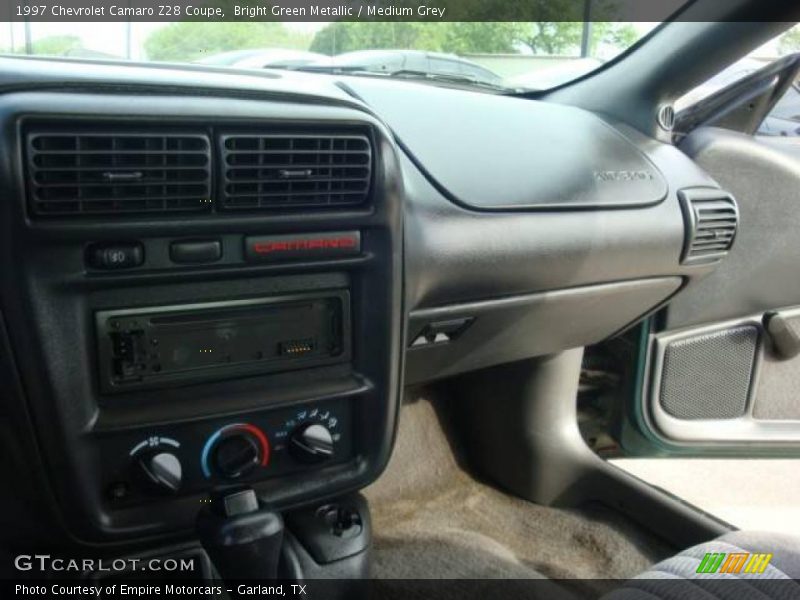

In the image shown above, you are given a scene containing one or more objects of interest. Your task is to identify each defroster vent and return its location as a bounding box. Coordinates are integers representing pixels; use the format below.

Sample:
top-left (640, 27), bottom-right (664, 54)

top-left (26, 128), bottom-right (212, 216)
top-left (221, 130), bottom-right (372, 210)
top-left (679, 188), bottom-right (739, 265)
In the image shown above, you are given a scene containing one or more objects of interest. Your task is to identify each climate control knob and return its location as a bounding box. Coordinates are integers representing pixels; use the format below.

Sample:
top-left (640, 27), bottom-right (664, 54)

top-left (201, 423), bottom-right (270, 480)
top-left (135, 451), bottom-right (182, 494)
top-left (213, 432), bottom-right (262, 479)
top-left (289, 423), bottom-right (334, 464)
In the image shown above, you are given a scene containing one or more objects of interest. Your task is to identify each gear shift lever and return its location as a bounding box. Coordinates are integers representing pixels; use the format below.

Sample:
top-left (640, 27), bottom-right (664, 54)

top-left (196, 487), bottom-right (284, 580)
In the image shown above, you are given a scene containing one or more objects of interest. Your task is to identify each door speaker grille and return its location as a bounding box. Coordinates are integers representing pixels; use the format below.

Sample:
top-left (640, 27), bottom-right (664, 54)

top-left (660, 325), bottom-right (758, 420)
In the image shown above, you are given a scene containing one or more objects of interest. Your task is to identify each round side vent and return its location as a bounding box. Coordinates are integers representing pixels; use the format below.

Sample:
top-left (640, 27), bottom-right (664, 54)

top-left (657, 105), bottom-right (675, 131)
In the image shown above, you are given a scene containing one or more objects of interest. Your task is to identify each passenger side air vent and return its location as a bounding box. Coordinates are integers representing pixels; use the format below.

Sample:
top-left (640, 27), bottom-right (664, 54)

top-left (679, 188), bottom-right (739, 265)
top-left (26, 128), bottom-right (212, 216)
top-left (220, 130), bottom-right (372, 210)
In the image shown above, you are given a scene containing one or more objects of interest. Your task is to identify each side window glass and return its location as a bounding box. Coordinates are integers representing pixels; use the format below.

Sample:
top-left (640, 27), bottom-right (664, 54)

top-left (761, 78), bottom-right (800, 137)
top-left (676, 24), bottom-right (800, 137)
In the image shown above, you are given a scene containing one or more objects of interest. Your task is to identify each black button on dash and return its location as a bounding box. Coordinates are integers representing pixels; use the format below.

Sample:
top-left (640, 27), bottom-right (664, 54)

top-left (88, 243), bottom-right (144, 270)
top-left (170, 240), bottom-right (222, 264)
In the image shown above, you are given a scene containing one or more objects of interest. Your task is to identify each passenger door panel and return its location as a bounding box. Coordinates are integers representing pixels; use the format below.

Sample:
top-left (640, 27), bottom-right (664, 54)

top-left (634, 127), bottom-right (800, 452)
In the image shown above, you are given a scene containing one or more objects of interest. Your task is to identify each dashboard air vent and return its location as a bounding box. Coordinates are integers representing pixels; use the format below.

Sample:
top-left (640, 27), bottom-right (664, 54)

top-left (679, 188), bottom-right (739, 264)
top-left (26, 129), bottom-right (212, 216)
top-left (220, 131), bottom-right (372, 210)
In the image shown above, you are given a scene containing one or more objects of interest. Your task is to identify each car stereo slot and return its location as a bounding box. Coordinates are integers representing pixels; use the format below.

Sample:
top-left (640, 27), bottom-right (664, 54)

top-left (96, 291), bottom-right (350, 394)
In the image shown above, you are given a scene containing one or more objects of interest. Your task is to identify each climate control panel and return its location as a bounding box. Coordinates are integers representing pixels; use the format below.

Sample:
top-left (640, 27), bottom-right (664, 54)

top-left (96, 397), bottom-right (353, 507)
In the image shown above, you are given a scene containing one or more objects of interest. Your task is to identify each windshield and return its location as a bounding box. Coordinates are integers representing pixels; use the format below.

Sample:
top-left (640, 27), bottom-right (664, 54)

top-left (0, 21), bottom-right (660, 91)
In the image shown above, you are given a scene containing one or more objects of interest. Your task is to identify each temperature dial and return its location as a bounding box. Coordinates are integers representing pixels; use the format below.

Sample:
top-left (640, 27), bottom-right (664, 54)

top-left (290, 423), bottom-right (334, 464)
top-left (213, 432), bottom-right (261, 479)
top-left (202, 423), bottom-right (270, 480)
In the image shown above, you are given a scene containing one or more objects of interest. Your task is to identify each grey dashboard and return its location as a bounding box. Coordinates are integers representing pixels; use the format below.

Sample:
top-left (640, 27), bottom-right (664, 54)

top-left (331, 78), bottom-right (729, 382)
top-left (341, 78), bottom-right (722, 307)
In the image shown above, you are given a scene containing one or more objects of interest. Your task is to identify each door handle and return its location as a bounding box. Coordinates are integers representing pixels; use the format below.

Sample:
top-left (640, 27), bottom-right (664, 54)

top-left (764, 311), bottom-right (800, 360)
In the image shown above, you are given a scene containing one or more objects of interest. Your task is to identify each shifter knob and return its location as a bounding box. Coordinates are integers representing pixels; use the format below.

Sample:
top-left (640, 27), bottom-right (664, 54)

top-left (197, 488), bottom-right (284, 581)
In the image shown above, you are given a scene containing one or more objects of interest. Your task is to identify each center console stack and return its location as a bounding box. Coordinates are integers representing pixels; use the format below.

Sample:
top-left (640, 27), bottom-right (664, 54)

top-left (0, 91), bottom-right (404, 548)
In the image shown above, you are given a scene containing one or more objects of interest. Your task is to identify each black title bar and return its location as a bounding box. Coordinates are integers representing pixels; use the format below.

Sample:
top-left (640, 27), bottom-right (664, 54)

top-left (2, 0), bottom-right (706, 23)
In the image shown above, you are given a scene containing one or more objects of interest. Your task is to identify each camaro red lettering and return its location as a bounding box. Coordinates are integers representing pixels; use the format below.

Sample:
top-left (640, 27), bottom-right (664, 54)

top-left (252, 237), bottom-right (356, 254)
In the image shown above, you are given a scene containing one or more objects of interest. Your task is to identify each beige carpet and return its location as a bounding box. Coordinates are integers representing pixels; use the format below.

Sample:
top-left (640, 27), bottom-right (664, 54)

top-left (364, 390), bottom-right (672, 584)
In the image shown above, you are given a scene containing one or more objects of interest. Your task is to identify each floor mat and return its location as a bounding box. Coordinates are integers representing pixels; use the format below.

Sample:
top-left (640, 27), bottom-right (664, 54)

top-left (364, 390), bottom-right (672, 583)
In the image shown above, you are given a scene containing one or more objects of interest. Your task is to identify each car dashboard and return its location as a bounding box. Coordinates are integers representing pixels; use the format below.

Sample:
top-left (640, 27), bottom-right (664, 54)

top-left (0, 56), bottom-right (735, 549)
